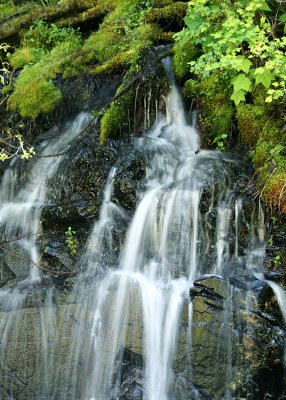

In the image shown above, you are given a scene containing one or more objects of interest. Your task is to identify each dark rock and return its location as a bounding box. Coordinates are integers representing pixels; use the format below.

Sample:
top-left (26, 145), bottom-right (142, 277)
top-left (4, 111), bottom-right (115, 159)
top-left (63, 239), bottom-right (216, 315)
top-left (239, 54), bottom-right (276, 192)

top-left (0, 259), bottom-right (16, 288)
top-left (113, 148), bottom-right (146, 211)
top-left (187, 275), bottom-right (286, 400)
top-left (109, 348), bottom-right (144, 400)
top-left (43, 138), bottom-right (117, 223)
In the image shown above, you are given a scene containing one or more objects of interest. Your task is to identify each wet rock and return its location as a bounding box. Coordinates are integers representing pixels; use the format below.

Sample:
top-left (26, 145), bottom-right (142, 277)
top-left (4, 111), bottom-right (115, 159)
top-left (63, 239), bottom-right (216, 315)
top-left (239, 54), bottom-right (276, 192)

top-left (44, 140), bottom-right (118, 223)
top-left (110, 368), bottom-right (144, 400)
top-left (109, 348), bottom-right (144, 400)
top-left (0, 259), bottom-right (16, 287)
top-left (2, 245), bottom-right (32, 280)
top-left (113, 148), bottom-right (146, 211)
top-left (186, 275), bottom-right (286, 400)
top-left (0, 301), bottom-right (80, 400)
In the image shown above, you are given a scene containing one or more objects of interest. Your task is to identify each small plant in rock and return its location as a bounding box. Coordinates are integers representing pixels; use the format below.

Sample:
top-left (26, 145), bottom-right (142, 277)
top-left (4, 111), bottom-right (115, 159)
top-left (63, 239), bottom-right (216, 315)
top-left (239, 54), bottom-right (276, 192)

top-left (65, 226), bottom-right (79, 257)
top-left (271, 216), bottom-right (278, 225)
top-left (274, 254), bottom-right (281, 267)
top-left (212, 133), bottom-right (228, 151)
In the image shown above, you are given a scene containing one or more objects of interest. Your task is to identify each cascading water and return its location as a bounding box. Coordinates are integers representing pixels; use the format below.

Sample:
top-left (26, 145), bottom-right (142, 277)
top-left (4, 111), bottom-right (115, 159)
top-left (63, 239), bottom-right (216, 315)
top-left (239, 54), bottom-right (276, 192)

top-left (0, 62), bottom-right (285, 400)
top-left (58, 62), bottom-right (281, 399)
top-left (0, 113), bottom-right (91, 399)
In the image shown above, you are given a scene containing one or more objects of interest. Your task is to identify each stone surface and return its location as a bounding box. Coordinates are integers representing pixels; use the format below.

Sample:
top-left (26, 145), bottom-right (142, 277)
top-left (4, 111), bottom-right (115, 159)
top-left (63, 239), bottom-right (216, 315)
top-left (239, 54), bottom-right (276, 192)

top-left (184, 276), bottom-right (286, 400)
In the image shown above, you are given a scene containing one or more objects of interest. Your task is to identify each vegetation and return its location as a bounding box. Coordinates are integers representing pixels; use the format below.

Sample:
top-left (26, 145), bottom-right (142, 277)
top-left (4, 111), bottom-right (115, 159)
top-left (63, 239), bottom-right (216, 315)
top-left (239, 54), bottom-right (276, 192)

top-left (65, 226), bottom-right (79, 257)
top-left (175, 0), bottom-right (286, 105)
top-left (0, 0), bottom-right (285, 217)
top-left (0, 42), bottom-right (35, 161)
top-left (175, 0), bottom-right (286, 214)
top-left (183, 74), bottom-right (233, 146)
top-left (7, 21), bottom-right (81, 118)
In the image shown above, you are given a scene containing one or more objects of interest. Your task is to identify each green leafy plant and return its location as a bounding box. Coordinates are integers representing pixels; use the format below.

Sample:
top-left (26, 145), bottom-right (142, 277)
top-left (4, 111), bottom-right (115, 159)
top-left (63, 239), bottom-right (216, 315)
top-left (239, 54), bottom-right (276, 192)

top-left (65, 227), bottom-right (79, 257)
top-left (22, 20), bottom-right (78, 51)
top-left (274, 254), bottom-right (281, 267)
top-left (174, 0), bottom-right (286, 105)
top-left (212, 133), bottom-right (228, 151)
top-left (271, 216), bottom-right (278, 225)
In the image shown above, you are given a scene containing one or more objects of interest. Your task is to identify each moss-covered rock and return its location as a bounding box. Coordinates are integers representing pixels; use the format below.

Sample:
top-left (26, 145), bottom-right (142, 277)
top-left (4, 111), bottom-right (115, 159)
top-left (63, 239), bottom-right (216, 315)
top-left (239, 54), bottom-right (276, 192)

top-left (100, 88), bottom-right (134, 144)
top-left (8, 76), bottom-right (62, 118)
top-left (99, 51), bottom-right (169, 143)
top-left (172, 40), bottom-right (199, 82)
top-left (183, 74), bottom-right (234, 147)
top-left (146, 2), bottom-right (188, 27)
top-left (236, 104), bottom-right (269, 147)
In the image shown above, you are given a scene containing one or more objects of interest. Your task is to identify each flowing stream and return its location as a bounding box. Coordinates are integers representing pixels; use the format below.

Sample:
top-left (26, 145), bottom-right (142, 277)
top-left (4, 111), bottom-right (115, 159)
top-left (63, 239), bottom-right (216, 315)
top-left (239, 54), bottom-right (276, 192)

top-left (0, 64), bottom-right (284, 400)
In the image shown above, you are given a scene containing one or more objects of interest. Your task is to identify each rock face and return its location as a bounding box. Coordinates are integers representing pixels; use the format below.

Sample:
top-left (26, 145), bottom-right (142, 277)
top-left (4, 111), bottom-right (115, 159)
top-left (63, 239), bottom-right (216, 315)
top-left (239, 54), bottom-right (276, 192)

top-left (39, 138), bottom-right (146, 277)
top-left (182, 276), bottom-right (286, 400)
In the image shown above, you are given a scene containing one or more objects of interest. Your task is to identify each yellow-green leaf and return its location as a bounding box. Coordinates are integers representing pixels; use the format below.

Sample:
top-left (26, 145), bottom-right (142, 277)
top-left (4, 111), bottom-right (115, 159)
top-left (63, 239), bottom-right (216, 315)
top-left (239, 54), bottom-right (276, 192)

top-left (259, 1), bottom-right (271, 11)
top-left (254, 68), bottom-right (274, 89)
top-left (230, 89), bottom-right (246, 105)
top-left (235, 57), bottom-right (252, 74)
top-left (231, 74), bottom-right (252, 93)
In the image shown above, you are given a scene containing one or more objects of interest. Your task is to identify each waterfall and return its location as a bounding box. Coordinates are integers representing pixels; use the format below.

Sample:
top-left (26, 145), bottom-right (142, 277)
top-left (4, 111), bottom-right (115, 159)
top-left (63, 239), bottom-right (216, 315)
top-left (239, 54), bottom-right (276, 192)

top-left (58, 73), bottom-right (271, 399)
top-left (0, 66), bottom-right (284, 399)
top-left (0, 113), bottom-right (90, 399)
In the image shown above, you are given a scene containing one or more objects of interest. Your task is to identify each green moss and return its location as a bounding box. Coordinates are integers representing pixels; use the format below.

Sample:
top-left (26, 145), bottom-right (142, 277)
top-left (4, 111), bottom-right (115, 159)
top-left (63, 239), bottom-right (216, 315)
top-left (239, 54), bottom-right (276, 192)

top-left (81, 28), bottom-right (123, 64)
top-left (0, 2), bottom-right (16, 19)
top-left (8, 76), bottom-right (62, 118)
top-left (92, 50), bottom-right (135, 75)
top-left (131, 23), bottom-right (163, 48)
top-left (100, 90), bottom-right (134, 144)
top-left (4, 0), bottom-right (175, 123)
top-left (183, 79), bottom-right (197, 100)
top-left (236, 105), bottom-right (266, 147)
top-left (183, 74), bottom-right (233, 146)
top-left (146, 2), bottom-right (188, 23)
top-left (81, 18), bottom-right (167, 75)
top-left (7, 22), bottom-right (81, 117)
top-left (0, 1), bottom-right (90, 41)
top-left (0, 1), bottom-right (41, 20)
top-left (252, 133), bottom-right (286, 213)
top-left (153, 0), bottom-right (174, 6)
top-left (100, 68), bottom-right (169, 143)
top-left (173, 41), bottom-right (199, 81)
top-left (9, 47), bottom-right (43, 68)
top-left (252, 139), bottom-right (272, 168)
top-left (56, 4), bottom-right (106, 27)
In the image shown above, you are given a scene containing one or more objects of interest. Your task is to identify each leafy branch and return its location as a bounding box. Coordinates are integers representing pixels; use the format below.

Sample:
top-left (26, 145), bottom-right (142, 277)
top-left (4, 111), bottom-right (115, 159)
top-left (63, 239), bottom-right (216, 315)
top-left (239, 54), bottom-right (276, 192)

top-left (175, 0), bottom-right (286, 105)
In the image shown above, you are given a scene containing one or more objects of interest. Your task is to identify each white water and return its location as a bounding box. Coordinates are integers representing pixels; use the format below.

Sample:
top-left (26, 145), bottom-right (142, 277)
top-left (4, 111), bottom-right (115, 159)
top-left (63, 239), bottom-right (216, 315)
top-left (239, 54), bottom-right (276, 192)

top-left (56, 72), bottom-right (270, 399)
top-left (0, 113), bottom-right (90, 280)
top-left (0, 113), bottom-right (90, 399)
